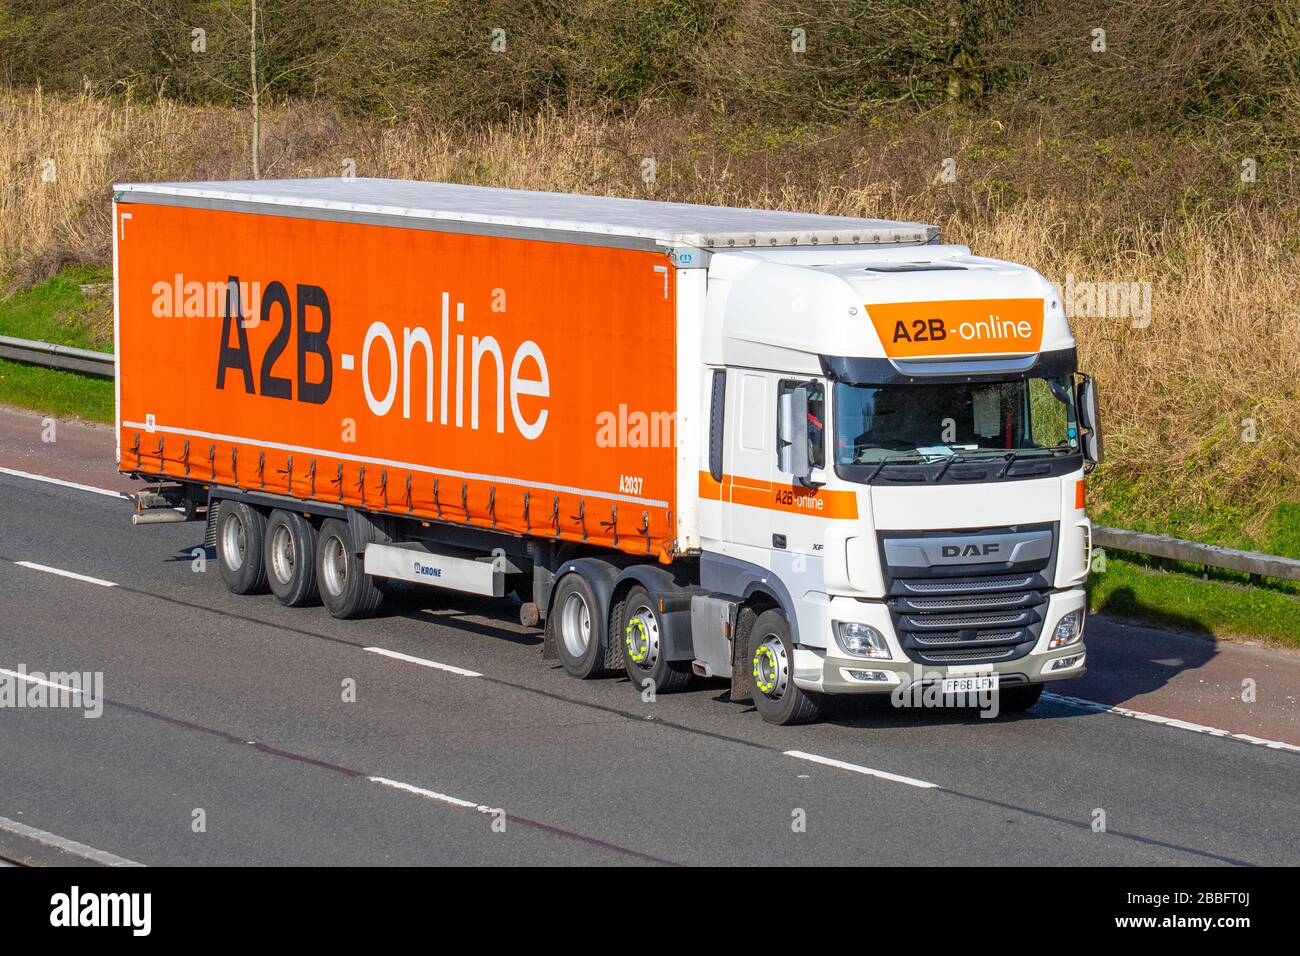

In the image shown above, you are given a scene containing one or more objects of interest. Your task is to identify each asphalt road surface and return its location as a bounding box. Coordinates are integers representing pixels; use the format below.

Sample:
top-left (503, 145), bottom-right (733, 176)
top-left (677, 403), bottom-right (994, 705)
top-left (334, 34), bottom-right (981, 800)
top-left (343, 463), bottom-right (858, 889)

top-left (1, 407), bottom-right (1297, 866)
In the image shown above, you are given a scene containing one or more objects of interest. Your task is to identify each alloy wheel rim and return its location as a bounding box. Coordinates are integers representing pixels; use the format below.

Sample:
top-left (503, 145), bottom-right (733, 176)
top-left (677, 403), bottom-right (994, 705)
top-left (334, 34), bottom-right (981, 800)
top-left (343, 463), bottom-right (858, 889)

top-left (560, 591), bottom-right (591, 658)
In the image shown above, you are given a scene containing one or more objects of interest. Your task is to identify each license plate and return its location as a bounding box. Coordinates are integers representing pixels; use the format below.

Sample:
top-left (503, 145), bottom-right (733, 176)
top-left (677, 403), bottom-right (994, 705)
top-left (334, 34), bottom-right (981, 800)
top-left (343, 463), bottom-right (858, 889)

top-left (942, 675), bottom-right (998, 695)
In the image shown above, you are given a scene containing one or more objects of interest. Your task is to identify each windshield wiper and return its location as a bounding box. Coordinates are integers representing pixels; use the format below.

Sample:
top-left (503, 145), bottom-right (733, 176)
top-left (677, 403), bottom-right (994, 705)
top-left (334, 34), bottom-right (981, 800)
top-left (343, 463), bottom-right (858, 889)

top-left (862, 453), bottom-right (928, 482)
top-left (932, 454), bottom-right (964, 482)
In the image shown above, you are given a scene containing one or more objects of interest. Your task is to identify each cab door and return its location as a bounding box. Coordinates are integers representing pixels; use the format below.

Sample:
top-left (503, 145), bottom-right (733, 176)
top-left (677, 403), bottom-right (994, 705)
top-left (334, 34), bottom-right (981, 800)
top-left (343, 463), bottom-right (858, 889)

top-left (724, 370), bottom-right (774, 564)
top-left (772, 377), bottom-right (830, 595)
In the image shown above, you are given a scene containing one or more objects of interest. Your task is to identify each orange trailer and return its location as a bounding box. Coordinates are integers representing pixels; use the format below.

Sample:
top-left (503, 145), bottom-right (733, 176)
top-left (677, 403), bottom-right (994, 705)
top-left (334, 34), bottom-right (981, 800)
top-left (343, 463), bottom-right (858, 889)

top-left (115, 189), bottom-right (679, 560)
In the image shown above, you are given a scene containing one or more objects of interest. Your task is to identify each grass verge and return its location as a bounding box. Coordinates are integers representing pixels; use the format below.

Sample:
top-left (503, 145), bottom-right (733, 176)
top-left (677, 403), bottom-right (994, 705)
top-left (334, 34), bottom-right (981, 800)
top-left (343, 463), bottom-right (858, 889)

top-left (1092, 478), bottom-right (1300, 561)
top-left (0, 266), bottom-right (115, 423)
top-left (1088, 556), bottom-right (1300, 648)
top-left (0, 265), bottom-right (113, 350)
top-left (0, 358), bottom-right (113, 424)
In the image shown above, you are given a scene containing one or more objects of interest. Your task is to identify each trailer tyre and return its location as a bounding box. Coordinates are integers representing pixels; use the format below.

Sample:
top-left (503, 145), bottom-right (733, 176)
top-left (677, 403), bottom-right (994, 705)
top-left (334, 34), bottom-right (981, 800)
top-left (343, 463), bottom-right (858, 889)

top-left (264, 510), bottom-right (320, 608)
top-left (549, 573), bottom-right (605, 679)
top-left (747, 608), bottom-right (822, 725)
top-left (618, 586), bottom-right (692, 695)
top-left (316, 518), bottom-right (384, 619)
top-left (216, 500), bottom-right (269, 595)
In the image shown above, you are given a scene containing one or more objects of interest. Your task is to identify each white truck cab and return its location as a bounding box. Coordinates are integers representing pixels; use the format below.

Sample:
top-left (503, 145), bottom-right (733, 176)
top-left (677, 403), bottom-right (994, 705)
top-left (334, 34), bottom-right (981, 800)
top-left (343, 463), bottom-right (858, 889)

top-left (689, 242), bottom-right (1100, 723)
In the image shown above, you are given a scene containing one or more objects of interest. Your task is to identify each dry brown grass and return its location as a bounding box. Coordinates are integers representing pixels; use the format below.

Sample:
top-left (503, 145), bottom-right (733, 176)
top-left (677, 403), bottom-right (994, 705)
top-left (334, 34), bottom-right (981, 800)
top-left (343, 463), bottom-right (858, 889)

top-left (3, 88), bottom-right (1297, 533)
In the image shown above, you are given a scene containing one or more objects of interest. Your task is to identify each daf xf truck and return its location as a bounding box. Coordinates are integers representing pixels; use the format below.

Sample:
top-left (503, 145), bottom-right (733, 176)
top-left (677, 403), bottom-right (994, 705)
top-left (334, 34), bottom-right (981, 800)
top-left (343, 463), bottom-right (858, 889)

top-left (114, 178), bottom-right (1101, 724)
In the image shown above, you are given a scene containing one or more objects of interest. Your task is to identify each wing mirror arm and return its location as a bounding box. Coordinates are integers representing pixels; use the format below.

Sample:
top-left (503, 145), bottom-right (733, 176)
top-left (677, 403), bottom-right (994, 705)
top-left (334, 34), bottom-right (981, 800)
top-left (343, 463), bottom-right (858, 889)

top-left (1076, 373), bottom-right (1103, 472)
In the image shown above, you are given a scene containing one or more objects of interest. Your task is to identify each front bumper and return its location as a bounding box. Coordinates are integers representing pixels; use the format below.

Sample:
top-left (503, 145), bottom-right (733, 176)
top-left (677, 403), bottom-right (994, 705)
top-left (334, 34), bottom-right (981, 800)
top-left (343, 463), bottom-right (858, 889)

top-left (792, 589), bottom-right (1088, 695)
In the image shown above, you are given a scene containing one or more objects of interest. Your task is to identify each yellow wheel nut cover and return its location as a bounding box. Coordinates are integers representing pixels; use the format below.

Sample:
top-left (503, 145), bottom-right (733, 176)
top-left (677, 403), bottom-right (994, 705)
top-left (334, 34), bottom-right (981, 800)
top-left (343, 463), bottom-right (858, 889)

top-left (754, 644), bottom-right (779, 695)
top-left (625, 618), bottom-right (650, 663)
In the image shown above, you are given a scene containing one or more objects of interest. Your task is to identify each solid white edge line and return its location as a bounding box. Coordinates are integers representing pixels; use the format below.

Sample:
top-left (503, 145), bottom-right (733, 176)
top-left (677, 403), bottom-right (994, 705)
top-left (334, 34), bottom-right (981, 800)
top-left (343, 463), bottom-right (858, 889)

top-left (784, 750), bottom-right (940, 789)
top-left (1043, 693), bottom-right (1300, 754)
top-left (14, 561), bottom-right (117, 588)
top-left (0, 466), bottom-right (125, 499)
top-left (0, 815), bottom-right (143, 867)
top-left (363, 646), bottom-right (482, 678)
top-left (367, 776), bottom-right (497, 814)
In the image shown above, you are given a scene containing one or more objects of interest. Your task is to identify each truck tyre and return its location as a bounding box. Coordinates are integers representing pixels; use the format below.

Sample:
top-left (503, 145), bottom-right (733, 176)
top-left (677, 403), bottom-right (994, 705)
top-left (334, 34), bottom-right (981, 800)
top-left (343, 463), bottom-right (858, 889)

top-left (216, 500), bottom-right (269, 595)
top-left (316, 518), bottom-right (384, 619)
top-left (747, 608), bottom-right (822, 725)
top-left (998, 683), bottom-right (1044, 712)
top-left (618, 586), bottom-right (691, 695)
top-left (264, 510), bottom-right (320, 608)
top-left (549, 573), bottom-right (606, 679)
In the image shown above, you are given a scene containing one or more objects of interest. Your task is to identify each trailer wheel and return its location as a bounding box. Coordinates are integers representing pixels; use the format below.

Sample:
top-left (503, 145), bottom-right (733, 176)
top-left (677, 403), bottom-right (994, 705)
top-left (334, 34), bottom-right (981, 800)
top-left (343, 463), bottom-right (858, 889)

top-left (618, 586), bottom-right (691, 695)
top-left (316, 518), bottom-right (384, 619)
top-left (549, 573), bottom-right (605, 679)
top-left (216, 500), bottom-right (269, 595)
top-left (264, 510), bottom-right (320, 608)
top-left (747, 608), bottom-right (822, 725)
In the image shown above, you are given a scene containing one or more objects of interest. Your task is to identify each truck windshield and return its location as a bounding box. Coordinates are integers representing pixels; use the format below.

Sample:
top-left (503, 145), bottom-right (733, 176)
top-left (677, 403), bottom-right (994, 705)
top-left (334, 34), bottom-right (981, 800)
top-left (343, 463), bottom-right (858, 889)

top-left (832, 375), bottom-right (1080, 472)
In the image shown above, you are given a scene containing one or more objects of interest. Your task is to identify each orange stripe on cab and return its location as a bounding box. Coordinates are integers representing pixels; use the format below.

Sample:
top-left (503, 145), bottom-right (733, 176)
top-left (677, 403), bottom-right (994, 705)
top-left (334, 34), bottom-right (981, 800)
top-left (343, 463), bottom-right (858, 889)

top-left (698, 471), bottom-right (858, 519)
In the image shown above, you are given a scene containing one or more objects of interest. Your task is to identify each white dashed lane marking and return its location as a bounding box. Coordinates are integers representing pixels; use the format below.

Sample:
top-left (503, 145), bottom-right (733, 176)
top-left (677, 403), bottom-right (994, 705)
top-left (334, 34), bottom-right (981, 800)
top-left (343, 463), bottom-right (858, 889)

top-left (363, 646), bottom-right (482, 678)
top-left (14, 561), bottom-right (117, 588)
top-left (367, 776), bottom-right (498, 814)
top-left (784, 750), bottom-right (940, 789)
top-left (0, 466), bottom-right (126, 499)
top-left (0, 666), bottom-right (95, 699)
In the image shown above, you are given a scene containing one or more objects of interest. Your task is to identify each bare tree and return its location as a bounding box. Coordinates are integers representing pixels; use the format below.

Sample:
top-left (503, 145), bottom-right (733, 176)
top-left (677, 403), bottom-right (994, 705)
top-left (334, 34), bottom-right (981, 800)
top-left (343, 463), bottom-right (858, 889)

top-left (249, 0), bottom-right (259, 177)
top-left (117, 0), bottom-right (341, 179)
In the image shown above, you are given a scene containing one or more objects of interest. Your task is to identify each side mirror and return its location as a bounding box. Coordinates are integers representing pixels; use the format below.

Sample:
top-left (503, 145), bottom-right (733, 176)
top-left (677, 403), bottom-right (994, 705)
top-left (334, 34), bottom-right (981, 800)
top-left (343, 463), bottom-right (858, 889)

top-left (1077, 374), bottom-right (1103, 469)
top-left (778, 387), bottom-right (812, 484)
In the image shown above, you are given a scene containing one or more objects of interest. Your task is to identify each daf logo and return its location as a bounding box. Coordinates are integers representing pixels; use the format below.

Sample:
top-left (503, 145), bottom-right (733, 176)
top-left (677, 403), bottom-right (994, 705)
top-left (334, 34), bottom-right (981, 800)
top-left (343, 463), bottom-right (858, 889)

top-left (884, 529), bottom-right (1051, 570)
top-left (942, 543), bottom-right (1000, 558)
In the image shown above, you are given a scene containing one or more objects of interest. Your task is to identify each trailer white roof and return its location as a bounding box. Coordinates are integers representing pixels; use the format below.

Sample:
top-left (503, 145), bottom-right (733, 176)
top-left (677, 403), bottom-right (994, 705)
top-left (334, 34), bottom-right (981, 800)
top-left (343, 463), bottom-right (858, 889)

top-left (114, 177), bottom-right (938, 251)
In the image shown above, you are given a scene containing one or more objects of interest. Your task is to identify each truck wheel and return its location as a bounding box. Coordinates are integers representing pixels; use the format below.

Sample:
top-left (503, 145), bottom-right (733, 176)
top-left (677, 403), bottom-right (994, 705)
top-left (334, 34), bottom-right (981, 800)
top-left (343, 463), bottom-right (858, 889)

top-left (618, 586), bottom-right (691, 695)
top-left (216, 500), bottom-right (269, 595)
top-left (998, 683), bottom-right (1044, 712)
top-left (316, 518), bottom-right (384, 619)
top-left (264, 510), bottom-right (320, 608)
top-left (747, 609), bottom-right (822, 725)
top-left (549, 573), bottom-right (605, 678)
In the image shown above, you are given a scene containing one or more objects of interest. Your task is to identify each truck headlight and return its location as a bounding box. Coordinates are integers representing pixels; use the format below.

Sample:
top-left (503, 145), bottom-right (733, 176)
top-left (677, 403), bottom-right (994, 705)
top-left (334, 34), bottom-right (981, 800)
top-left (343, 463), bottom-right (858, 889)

top-left (833, 621), bottom-right (891, 660)
top-left (1048, 609), bottom-right (1084, 649)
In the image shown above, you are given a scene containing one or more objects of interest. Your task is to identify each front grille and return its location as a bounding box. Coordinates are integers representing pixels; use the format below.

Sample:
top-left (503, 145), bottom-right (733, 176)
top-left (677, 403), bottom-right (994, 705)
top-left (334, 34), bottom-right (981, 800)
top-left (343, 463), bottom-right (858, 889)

top-left (896, 574), bottom-right (1037, 595)
top-left (888, 573), bottom-right (1048, 665)
top-left (880, 524), bottom-right (1058, 666)
top-left (919, 647), bottom-right (1018, 663)
top-left (911, 629), bottom-right (1023, 647)
top-left (903, 609), bottom-right (1031, 629)
top-left (903, 591), bottom-right (1036, 611)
